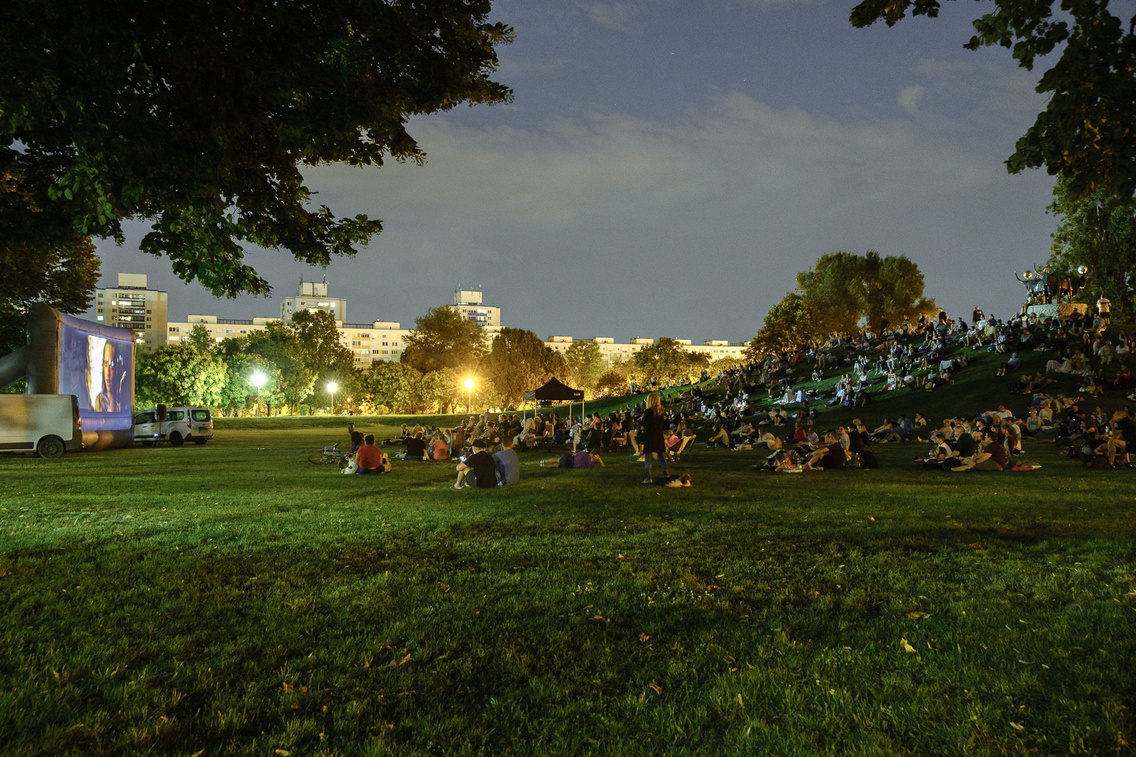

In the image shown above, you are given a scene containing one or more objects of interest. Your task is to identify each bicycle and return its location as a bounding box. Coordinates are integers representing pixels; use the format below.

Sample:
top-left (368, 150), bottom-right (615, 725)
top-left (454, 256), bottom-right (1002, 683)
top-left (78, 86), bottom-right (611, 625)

top-left (308, 442), bottom-right (349, 467)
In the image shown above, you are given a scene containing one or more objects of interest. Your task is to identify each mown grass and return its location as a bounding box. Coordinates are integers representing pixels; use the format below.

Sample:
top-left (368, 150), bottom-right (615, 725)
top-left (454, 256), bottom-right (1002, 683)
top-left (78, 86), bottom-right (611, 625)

top-left (2, 358), bottom-right (1135, 756)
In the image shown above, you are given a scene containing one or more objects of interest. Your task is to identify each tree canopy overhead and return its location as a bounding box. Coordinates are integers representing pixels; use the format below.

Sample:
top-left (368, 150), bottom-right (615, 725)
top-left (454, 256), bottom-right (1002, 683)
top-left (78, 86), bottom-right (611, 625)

top-left (1047, 175), bottom-right (1136, 324)
top-left (850, 0), bottom-right (1136, 200)
top-left (0, 0), bottom-right (513, 297)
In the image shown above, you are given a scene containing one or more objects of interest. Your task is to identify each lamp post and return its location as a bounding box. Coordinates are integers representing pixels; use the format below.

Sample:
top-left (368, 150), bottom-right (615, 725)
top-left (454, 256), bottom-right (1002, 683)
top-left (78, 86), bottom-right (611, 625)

top-left (251, 371), bottom-right (266, 417)
top-left (464, 378), bottom-right (475, 413)
top-left (327, 381), bottom-right (338, 415)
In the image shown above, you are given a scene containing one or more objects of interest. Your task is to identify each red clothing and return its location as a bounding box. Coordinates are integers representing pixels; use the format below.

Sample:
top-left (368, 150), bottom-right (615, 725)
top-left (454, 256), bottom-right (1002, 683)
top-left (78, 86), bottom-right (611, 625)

top-left (984, 441), bottom-right (1008, 470)
top-left (356, 444), bottom-right (383, 470)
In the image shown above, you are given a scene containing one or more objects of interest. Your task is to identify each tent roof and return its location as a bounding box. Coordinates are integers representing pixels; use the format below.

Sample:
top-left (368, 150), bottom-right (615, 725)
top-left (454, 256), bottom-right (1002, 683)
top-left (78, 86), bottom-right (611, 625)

top-left (523, 377), bottom-right (584, 401)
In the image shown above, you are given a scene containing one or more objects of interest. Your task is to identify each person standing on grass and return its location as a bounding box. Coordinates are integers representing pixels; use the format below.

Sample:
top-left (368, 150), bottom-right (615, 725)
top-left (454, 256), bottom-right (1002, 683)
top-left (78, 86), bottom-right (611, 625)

top-left (640, 391), bottom-right (669, 484)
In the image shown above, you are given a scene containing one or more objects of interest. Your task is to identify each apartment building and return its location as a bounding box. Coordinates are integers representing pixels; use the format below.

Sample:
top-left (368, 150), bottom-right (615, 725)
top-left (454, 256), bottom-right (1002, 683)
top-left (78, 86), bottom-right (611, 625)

top-left (92, 274), bottom-right (169, 353)
top-left (103, 275), bottom-right (745, 367)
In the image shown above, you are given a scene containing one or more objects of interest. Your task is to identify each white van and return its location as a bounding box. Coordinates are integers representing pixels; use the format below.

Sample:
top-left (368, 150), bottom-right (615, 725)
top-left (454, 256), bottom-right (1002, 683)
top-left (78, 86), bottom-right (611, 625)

top-left (0, 394), bottom-right (83, 458)
top-left (134, 406), bottom-right (214, 446)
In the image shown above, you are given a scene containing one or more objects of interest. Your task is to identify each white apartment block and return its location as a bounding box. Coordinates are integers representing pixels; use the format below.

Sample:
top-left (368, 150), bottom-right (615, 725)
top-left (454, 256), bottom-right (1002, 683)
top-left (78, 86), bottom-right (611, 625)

top-left (451, 288), bottom-right (501, 332)
top-left (546, 336), bottom-right (746, 364)
top-left (93, 273), bottom-right (169, 353)
top-left (104, 275), bottom-right (746, 368)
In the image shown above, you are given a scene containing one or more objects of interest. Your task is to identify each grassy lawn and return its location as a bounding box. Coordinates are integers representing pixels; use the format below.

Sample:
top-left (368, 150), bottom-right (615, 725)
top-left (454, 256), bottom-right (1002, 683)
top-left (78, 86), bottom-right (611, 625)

top-left (2, 363), bottom-right (1136, 755)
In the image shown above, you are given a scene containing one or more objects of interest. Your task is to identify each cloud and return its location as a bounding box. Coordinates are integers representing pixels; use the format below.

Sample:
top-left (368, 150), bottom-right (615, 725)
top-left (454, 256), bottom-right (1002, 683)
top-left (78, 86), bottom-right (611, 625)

top-left (582, 2), bottom-right (636, 30)
top-left (303, 86), bottom-right (1054, 342)
top-left (897, 85), bottom-right (924, 114)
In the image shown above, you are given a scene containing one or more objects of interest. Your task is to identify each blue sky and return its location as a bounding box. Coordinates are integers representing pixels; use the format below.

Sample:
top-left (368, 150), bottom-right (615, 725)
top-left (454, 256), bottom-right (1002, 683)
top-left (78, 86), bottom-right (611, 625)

top-left (91, 0), bottom-right (1059, 344)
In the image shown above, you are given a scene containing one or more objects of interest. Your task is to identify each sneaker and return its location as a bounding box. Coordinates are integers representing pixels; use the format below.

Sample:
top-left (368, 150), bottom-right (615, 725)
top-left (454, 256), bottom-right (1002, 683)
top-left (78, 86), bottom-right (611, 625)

top-left (641, 478), bottom-right (652, 484)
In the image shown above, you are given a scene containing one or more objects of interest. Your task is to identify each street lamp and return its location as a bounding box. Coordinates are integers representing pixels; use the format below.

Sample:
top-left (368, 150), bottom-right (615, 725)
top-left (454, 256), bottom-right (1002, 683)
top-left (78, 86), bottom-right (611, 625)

top-left (327, 381), bottom-right (338, 415)
top-left (464, 378), bottom-right (475, 413)
top-left (251, 371), bottom-right (266, 417)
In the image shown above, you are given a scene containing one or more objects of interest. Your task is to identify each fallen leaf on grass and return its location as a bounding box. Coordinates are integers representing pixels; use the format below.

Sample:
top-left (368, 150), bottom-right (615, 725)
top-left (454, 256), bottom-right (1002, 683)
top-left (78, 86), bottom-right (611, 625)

top-left (617, 554), bottom-right (632, 562)
top-left (969, 542), bottom-right (985, 550)
top-left (639, 633), bottom-right (652, 642)
top-left (648, 682), bottom-right (663, 695)
top-left (275, 751), bottom-right (292, 756)
top-left (907, 611), bottom-right (930, 620)
top-left (398, 653), bottom-right (411, 666)
top-left (1009, 722), bottom-right (1024, 731)
top-left (901, 638), bottom-right (916, 653)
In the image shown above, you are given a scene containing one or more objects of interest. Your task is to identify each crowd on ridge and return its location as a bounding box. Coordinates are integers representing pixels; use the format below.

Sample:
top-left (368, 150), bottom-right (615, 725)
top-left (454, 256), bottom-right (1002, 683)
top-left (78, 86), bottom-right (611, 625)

top-left (335, 300), bottom-right (1136, 481)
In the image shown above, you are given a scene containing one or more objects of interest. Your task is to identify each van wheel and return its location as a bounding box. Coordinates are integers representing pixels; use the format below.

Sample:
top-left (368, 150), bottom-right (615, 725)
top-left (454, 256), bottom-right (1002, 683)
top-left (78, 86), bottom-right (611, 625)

top-left (169, 432), bottom-right (185, 446)
top-left (37, 436), bottom-right (65, 459)
top-left (193, 437), bottom-right (207, 445)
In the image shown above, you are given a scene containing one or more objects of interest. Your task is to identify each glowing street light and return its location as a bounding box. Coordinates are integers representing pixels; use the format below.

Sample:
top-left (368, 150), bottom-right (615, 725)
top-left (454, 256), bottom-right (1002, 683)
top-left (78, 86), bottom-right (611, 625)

top-left (251, 371), bottom-right (266, 417)
top-left (327, 381), bottom-right (339, 415)
top-left (464, 377), bottom-right (475, 413)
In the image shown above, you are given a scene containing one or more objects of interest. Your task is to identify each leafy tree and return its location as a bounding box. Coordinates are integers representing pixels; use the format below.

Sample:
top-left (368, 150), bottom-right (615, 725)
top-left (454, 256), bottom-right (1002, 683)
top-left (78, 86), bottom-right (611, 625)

top-left (237, 323), bottom-right (316, 415)
top-left (747, 292), bottom-right (828, 358)
top-left (796, 251), bottom-right (935, 333)
top-left (218, 353), bottom-right (282, 417)
top-left (364, 362), bottom-right (421, 414)
top-left (289, 309), bottom-right (355, 385)
top-left (564, 341), bottom-right (605, 396)
top-left (185, 323), bottom-right (216, 352)
top-left (401, 306), bottom-right (488, 375)
top-left (850, 0), bottom-right (1136, 199)
top-left (595, 368), bottom-right (631, 397)
top-left (1047, 177), bottom-right (1136, 323)
top-left (482, 327), bottom-right (568, 407)
top-left (135, 344), bottom-right (227, 408)
top-left (0, 1), bottom-right (513, 296)
top-left (0, 172), bottom-right (100, 355)
top-left (633, 338), bottom-right (709, 386)
top-left (419, 367), bottom-right (463, 415)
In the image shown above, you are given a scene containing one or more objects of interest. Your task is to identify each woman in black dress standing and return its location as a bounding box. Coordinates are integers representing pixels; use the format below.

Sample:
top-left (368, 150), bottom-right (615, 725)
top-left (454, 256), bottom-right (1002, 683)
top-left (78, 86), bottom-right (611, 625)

top-left (641, 391), bottom-right (668, 484)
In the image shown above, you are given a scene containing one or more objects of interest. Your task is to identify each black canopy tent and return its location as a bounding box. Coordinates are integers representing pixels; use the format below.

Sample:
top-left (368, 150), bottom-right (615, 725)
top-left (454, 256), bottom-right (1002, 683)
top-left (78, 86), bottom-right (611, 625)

top-left (523, 377), bottom-right (585, 421)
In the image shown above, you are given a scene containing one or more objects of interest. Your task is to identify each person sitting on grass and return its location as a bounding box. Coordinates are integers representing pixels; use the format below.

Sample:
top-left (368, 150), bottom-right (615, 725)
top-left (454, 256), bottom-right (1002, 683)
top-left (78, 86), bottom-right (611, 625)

top-left (493, 436), bottom-right (520, 486)
top-left (454, 439), bottom-right (497, 489)
top-left (400, 430), bottom-right (428, 460)
top-left (1097, 408), bottom-right (1135, 468)
top-left (430, 433), bottom-right (449, 461)
top-left (540, 449), bottom-right (605, 469)
top-left (675, 421), bottom-right (698, 459)
top-left (706, 423), bottom-right (731, 449)
top-left (950, 429), bottom-right (1007, 471)
top-left (347, 422), bottom-right (363, 453)
top-left (804, 431), bottom-right (846, 470)
top-left (355, 435), bottom-right (391, 475)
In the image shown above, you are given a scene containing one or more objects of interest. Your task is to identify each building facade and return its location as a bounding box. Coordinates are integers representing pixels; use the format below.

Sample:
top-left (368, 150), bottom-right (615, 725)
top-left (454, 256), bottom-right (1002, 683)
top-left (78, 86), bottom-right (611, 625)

top-left (101, 275), bottom-right (746, 367)
top-left (93, 274), bottom-right (169, 353)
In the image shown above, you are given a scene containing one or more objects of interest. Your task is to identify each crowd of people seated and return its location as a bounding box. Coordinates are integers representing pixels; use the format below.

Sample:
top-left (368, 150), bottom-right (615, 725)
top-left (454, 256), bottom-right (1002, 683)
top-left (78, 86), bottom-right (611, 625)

top-left (335, 300), bottom-right (1135, 483)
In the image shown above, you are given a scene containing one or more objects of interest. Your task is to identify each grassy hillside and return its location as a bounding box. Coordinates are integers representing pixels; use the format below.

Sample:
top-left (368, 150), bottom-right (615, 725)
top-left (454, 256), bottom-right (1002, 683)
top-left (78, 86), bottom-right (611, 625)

top-left (2, 341), bottom-right (1134, 756)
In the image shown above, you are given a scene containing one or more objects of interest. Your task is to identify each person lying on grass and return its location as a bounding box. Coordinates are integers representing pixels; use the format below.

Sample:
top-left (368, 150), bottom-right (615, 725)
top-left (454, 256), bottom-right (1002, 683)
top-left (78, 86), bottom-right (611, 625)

top-left (540, 450), bottom-right (605, 469)
top-left (454, 439), bottom-right (497, 489)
